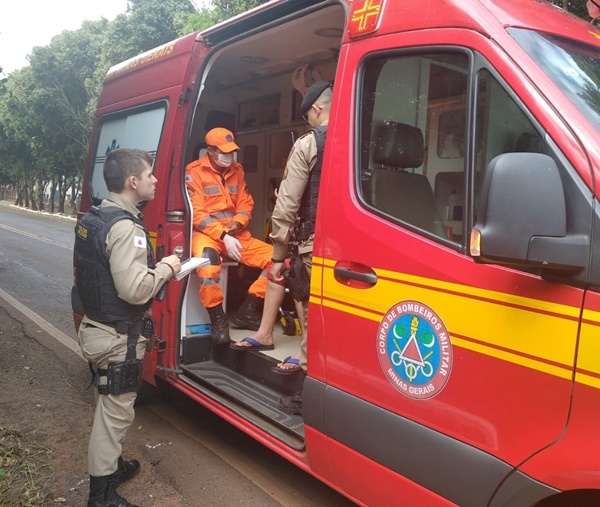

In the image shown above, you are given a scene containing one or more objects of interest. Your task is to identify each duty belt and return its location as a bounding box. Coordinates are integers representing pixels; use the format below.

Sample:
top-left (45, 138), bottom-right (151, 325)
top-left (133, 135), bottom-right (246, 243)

top-left (101, 320), bottom-right (142, 335)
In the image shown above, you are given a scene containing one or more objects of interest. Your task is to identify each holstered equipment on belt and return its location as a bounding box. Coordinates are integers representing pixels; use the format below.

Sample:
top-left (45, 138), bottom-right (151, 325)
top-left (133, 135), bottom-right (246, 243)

top-left (95, 320), bottom-right (144, 396)
top-left (284, 254), bottom-right (310, 302)
top-left (294, 218), bottom-right (315, 242)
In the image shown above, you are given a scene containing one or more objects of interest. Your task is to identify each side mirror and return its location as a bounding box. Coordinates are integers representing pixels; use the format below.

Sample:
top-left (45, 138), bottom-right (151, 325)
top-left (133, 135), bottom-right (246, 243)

top-left (471, 153), bottom-right (588, 272)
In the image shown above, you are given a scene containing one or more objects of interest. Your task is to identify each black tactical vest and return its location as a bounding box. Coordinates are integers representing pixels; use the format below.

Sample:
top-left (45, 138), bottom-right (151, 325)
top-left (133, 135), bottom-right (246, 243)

top-left (74, 205), bottom-right (154, 323)
top-left (297, 125), bottom-right (327, 240)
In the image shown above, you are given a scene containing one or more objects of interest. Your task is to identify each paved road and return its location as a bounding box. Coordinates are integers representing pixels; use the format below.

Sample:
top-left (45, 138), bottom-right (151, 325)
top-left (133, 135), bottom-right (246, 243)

top-left (0, 202), bottom-right (355, 507)
top-left (0, 204), bottom-right (76, 336)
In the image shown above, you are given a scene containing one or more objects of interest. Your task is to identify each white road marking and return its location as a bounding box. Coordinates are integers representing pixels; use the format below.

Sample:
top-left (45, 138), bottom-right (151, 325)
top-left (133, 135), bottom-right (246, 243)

top-left (0, 223), bottom-right (72, 250)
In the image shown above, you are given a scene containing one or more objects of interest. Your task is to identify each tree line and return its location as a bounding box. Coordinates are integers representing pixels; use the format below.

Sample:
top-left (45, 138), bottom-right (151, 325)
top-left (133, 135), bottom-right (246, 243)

top-left (0, 0), bottom-right (592, 214)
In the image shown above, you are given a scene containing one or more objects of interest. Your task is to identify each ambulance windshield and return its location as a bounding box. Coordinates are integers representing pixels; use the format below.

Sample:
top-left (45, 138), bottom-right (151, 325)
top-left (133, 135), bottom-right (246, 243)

top-left (510, 28), bottom-right (600, 133)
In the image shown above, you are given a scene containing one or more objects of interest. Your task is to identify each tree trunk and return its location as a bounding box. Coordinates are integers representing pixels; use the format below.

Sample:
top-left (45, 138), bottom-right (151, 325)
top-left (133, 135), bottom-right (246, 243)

top-left (49, 181), bottom-right (57, 214)
top-left (24, 182), bottom-right (30, 209)
top-left (69, 177), bottom-right (80, 214)
top-left (36, 183), bottom-right (44, 212)
top-left (59, 184), bottom-right (67, 214)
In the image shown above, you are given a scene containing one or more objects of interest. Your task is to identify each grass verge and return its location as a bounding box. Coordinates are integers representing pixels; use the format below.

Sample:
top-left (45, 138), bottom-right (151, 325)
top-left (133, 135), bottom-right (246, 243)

top-left (0, 427), bottom-right (54, 506)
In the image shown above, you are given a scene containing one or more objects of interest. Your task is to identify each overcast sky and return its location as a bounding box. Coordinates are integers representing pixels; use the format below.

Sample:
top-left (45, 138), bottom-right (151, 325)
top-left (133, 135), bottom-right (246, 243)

top-left (0, 0), bottom-right (206, 77)
top-left (0, 0), bottom-right (129, 76)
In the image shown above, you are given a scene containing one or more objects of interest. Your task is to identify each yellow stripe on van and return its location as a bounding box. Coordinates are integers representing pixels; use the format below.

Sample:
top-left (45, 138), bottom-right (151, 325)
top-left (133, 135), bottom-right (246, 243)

top-left (314, 256), bottom-right (600, 387)
top-left (575, 311), bottom-right (600, 387)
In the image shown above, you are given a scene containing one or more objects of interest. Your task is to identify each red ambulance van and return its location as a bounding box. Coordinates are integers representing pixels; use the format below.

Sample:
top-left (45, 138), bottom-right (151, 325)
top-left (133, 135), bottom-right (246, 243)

top-left (72, 0), bottom-right (600, 505)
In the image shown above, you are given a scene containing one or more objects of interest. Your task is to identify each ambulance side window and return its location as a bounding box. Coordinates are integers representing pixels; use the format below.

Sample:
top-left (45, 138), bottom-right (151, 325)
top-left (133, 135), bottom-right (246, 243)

top-left (89, 105), bottom-right (166, 201)
top-left (358, 52), bottom-right (469, 243)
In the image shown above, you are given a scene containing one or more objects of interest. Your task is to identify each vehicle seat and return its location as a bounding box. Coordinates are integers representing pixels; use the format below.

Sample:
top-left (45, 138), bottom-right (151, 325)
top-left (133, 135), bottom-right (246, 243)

top-left (515, 132), bottom-right (544, 153)
top-left (371, 121), bottom-right (447, 237)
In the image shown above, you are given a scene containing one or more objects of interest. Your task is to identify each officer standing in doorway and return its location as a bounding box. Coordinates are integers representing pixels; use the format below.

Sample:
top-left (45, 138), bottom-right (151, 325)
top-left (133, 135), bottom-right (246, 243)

top-left (270, 80), bottom-right (332, 414)
top-left (74, 148), bottom-right (181, 507)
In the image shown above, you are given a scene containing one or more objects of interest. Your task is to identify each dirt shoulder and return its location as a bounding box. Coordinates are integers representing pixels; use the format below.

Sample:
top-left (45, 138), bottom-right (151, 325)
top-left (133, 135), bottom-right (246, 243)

top-left (0, 298), bottom-right (185, 506)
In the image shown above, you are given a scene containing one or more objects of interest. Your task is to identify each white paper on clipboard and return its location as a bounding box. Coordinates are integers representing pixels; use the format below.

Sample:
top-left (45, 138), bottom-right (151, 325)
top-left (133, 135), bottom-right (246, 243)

top-left (174, 257), bottom-right (210, 281)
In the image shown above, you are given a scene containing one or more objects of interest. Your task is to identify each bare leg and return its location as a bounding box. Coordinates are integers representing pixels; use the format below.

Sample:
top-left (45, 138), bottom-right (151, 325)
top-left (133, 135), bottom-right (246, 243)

top-left (232, 280), bottom-right (284, 348)
top-left (275, 298), bottom-right (305, 371)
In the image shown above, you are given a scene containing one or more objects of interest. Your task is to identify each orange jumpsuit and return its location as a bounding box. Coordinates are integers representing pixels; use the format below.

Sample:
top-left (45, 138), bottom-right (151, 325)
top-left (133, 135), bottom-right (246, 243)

top-left (185, 154), bottom-right (272, 308)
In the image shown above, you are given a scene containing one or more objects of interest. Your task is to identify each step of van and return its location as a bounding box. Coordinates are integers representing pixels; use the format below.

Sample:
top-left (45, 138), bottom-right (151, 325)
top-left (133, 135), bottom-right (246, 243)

top-left (180, 360), bottom-right (305, 449)
top-left (181, 332), bottom-right (304, 395)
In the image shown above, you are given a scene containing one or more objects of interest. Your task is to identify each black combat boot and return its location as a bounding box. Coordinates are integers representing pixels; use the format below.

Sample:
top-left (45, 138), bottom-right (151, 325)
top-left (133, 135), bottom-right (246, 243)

top-left (112, 456), bottom-right (140, 487)
top-left (88, 475), bottom-right (139, 507)
top-left (278, 388), bottom-right (303, 416)
top-left (206, 304), bottom-right (231, 346)
top-left (231, 294), bottom-right (263, 331)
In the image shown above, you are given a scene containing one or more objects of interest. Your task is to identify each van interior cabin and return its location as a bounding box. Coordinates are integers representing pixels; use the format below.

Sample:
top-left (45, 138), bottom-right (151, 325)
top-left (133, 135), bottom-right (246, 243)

top-left (178, 3), bottom-right (346, 448)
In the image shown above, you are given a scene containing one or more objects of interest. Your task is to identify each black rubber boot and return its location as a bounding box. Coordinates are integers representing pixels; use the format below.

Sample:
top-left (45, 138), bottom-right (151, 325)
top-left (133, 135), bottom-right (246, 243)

top-left (88, 475), bottom-right (139, 507)
top-left (206, 304), bottom-right (231, 346)
top-left (231, 294), bottom-right (263, 331)
top-left (112, 456), bottom-right (140, 487)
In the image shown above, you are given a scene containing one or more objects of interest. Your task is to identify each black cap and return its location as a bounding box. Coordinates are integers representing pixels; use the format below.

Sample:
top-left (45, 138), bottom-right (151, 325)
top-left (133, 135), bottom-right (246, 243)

top-left (300, 80), bottom-right (333, 115)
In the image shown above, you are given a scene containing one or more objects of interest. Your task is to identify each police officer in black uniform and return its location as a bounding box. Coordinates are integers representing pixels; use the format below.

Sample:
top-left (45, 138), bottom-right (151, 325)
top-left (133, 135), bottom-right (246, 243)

top-left (75, 148), bottom-right (180, 507)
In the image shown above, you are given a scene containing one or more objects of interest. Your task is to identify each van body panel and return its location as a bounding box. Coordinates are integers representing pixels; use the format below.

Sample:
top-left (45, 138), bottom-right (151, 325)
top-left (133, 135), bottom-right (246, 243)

top-left (74, 0), bottom-right (600, 504)
top-left (314, 6), bottom-right (594, 498)
top-left (100, 33), bottom-right (200, 109)
top-left (514, 290), bottom-right (600, 490)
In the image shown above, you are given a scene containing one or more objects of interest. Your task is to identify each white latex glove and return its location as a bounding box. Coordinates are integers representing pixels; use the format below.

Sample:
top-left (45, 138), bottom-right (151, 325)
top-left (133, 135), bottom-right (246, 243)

top-left (223, 234), bottom-right (242, 262)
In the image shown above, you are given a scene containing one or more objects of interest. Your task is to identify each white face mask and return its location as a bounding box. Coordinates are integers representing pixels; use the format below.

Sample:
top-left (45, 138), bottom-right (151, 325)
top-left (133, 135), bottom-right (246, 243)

top-left (215, 152), bottom-right (234, 167)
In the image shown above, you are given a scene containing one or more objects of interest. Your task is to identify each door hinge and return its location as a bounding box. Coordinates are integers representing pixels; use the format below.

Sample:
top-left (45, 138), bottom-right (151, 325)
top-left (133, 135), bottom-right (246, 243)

top-left (178, 86), bottom-right (192, 107)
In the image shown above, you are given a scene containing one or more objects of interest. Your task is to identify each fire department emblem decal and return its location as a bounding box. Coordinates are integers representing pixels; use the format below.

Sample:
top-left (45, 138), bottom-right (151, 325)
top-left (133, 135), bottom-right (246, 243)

top-left (377, 300), bottom-right (452, 400)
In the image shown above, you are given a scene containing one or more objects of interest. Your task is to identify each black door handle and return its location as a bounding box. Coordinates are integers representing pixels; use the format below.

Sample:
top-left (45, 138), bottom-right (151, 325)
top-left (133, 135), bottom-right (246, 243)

top-left (334, 267), bottom-right (378, 285)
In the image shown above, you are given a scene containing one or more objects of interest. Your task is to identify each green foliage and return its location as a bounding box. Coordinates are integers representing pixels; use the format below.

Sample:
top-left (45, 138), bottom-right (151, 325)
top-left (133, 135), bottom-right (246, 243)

top-left (548, 0), bottom-right (590, 19)
top-left (106, 0), bottom-right (196, 64)
top-left (210, 0), bottom-right (269, 18)
top-left (182, 0), bottom-right (269, 33)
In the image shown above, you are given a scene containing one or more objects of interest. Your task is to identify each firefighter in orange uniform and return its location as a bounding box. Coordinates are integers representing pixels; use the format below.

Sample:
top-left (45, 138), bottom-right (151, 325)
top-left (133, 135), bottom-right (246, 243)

top-left (185, 128), bottom-right (273, 345)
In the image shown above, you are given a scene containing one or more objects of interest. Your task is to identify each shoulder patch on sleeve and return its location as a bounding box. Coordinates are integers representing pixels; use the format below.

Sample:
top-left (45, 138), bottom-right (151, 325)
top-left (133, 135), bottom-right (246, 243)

top-left (133, 236), bottom-right (147, 248)
top-left (185, 174), bottom-right (193, 183)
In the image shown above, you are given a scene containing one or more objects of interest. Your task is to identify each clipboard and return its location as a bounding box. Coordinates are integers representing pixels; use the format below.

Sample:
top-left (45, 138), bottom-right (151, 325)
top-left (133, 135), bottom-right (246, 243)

top-left (174, 257), bottom-right (210, 281)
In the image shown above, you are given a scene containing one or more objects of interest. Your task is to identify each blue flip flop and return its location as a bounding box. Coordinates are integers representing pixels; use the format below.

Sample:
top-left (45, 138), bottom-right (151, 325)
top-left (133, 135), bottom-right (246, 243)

top-left (230, 337), bottom-right (275, 351)
top-left (271, 356), bottom-right (303, 375)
